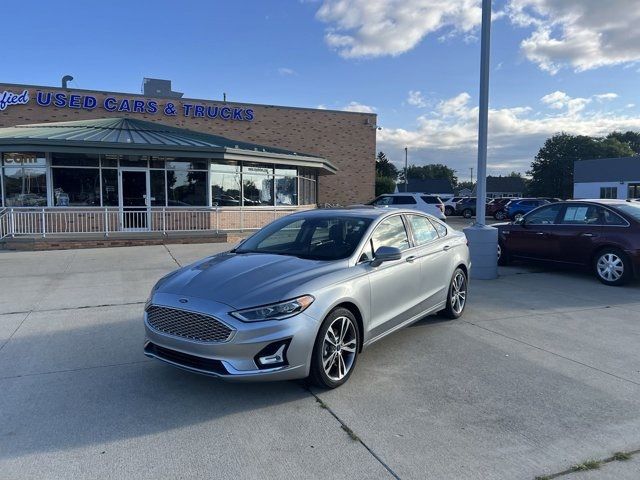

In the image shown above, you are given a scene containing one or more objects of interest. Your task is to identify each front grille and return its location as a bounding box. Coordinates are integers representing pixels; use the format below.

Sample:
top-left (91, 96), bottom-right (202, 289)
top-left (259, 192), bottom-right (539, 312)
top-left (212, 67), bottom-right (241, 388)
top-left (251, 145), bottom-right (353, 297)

top-left (145, 342), bottom-right (228, 375)
top-left (146, 305), bottom-right (233, 343)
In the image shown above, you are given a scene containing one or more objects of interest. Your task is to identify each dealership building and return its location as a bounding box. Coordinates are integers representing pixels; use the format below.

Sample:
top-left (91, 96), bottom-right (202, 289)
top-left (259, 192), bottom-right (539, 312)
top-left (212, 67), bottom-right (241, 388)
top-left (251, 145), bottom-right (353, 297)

top-left (0, 80), bottom-right (376, 246)
top-left (574, 157), bottom-right (640, 200)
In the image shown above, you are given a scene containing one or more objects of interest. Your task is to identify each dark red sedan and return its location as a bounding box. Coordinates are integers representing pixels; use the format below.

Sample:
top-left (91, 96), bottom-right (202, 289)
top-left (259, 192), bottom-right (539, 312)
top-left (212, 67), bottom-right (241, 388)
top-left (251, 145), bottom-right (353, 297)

top-left (495, 199), bottom-right (640, 286)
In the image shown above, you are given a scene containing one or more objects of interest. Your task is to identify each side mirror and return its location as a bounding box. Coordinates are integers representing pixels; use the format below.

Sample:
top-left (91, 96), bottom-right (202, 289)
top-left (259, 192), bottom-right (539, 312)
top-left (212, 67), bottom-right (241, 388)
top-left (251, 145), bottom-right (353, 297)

top-left (514, 217), bottom-right (525, 226)
top-left (371, 246), bottom-right (402, 267)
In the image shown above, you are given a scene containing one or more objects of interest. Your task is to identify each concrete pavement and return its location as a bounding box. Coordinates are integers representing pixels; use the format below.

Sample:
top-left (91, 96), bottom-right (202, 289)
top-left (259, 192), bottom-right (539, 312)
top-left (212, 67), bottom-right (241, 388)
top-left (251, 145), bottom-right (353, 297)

top-left (0, 242), bottom-right (639, 479)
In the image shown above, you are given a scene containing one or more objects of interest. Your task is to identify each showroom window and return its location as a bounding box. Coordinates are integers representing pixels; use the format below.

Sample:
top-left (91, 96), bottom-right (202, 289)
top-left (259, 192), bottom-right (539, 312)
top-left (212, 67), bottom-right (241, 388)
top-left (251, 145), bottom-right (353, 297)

top-left (599, 187), bottom-right (617, 199)
top-left (275, 166), bottom-right (297, 206)
top-left (298, 168), bottom-right (317, 205)
top-left (1, 153), bottom-right (48, 207)
top-left (211, 162), bottom-right (241, 206)
top-left (242, 164), bottom-right (274, 206)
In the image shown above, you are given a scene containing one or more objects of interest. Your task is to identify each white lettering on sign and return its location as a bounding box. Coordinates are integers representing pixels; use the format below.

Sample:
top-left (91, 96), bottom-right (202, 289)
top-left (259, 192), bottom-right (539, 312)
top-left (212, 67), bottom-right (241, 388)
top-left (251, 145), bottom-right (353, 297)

top-left (0, 90), bottom-right (29, 111)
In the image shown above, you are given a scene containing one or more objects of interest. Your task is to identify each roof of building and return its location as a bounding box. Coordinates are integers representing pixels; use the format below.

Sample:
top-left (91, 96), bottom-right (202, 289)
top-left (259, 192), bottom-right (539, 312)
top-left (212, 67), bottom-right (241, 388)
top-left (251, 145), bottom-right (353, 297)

top-left (574, 156), bottom-right (640, 183)
top-left (473, 176), bottom-right (526, 194)
top-left (0, 117), bottom-right (337, 173)
top-left (396, 178), bottom-right (454, 194)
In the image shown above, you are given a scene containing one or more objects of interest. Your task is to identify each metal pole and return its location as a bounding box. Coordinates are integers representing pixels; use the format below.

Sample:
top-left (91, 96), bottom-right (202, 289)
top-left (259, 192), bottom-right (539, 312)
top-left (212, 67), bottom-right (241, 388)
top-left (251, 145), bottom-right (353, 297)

top-left (475, 0), bottom-right (491, 226)
top-left (463, 0), bottom-right (498, 280)
top-left (470, 167), bottom-right (474, 185)
top-left (404, 147), bottom-right (408, 192)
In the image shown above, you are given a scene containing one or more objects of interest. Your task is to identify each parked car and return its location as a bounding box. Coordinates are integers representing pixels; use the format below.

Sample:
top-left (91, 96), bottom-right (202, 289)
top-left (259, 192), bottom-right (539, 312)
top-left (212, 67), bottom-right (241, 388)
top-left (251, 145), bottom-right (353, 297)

top-left (495, 199), bottom-right (640, 286)
top-left (144, 208), bottom-right (470, 387)
top-left (505, 198), bottom-right (550, 220)
top-left (442, 196), bottom-right (465, 216)
top-left (486, 198), bottom-right (513, 220)
top-left (455, 197), bottom-right (479, 219)
top-left (369, 193), bottom-right (446, 220)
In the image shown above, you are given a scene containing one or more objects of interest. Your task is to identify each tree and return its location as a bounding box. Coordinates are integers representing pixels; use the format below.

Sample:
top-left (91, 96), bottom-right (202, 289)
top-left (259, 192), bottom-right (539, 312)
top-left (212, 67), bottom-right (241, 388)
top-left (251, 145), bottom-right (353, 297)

top-left (527, 133), bottom-right (634, 198)
top-left (375, 175), bottom-right (396, 196)
top-left (375, 151), bottom-right (398, 180)
top-left (456, 181), bottom-right (474, 193)
top-left (606, 131), bottom-right (640, 155)
top-left (402, 163), bottom-right (458, 186)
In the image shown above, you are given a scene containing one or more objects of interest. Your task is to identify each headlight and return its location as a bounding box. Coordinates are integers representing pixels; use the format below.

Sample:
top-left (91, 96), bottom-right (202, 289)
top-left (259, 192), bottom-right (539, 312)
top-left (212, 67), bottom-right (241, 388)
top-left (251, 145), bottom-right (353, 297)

top-left (230, 295), bottom-right (315, 322)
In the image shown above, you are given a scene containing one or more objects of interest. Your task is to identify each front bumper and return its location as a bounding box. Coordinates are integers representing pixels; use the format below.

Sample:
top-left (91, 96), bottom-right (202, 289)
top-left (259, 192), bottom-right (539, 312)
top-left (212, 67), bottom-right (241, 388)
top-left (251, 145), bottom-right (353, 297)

top-left (143, 293), bottom-right (319, 382)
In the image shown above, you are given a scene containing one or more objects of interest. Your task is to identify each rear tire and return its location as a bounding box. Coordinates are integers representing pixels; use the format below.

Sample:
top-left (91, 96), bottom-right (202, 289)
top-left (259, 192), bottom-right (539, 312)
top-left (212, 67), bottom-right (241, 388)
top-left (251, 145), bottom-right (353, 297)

top-left (594, 248), bottom-right (631, 286)
top-left (440, 267), bottom-right (468, 319)
top-left (445, 206), bottom-right (455, 216)
top-left (494, 210), bottom-right (506, 220)
top-left (463, 209), bottom-right (473, 219)
top-left (308, 308), bottom-right (360, 389)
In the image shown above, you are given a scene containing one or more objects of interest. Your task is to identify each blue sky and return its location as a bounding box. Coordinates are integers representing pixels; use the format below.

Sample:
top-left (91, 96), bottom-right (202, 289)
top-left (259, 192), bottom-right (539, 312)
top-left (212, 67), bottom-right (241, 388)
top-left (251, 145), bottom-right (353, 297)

top-left (3, 0), bottom-right (640, 178)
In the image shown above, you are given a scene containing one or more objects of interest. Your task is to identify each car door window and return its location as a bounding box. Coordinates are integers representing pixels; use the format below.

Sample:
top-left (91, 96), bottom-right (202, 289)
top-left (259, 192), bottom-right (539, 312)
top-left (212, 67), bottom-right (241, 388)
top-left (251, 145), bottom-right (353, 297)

top-left (392, 196), bottom-right (417, 205)
top-left (603, 208), bottom-right (627, 226)
top-left (373, 196), bottom-right (393, 206)
top-left (407, 215), bottom-right (439, 245)
top-left (525, 204), bottom-right (562, 225)
top-left (371, 215), bottom-right (410, 252)
top-left (561, 204), bottom-right (601, 225)
top-left (428, 218), bottom-right (447, 237)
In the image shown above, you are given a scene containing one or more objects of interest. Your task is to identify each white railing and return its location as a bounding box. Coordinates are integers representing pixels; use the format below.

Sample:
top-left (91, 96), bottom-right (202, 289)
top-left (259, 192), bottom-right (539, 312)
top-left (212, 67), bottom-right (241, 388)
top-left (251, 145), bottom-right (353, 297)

top-left (0, 206), bottom-right (308, 239)
top-left (0, 208), bottom-right (8, 240)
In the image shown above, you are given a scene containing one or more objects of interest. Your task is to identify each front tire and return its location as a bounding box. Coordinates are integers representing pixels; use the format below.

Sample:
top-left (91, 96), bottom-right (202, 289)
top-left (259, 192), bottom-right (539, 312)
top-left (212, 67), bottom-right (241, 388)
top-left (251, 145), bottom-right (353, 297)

top-left (494, 210), bottom-right (506, 220)
top-left (309, 308), bottom-right (360, 389)
top-left (440, 268), bottom-right (468, 319)
top-left (445, 206), bottom-right (455, 216)
top-left (594, 248), bottom-right (631, 286)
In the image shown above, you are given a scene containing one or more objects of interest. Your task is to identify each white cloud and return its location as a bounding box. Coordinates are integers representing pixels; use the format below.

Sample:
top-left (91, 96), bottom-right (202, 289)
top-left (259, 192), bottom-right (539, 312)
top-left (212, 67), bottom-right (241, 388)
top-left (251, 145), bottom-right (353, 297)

top-left (377, 90), bottom-right (640, 175)
top-left (278, 67), bottom-right (297, 76)
top-left (407, 90), bottom-right (427, 108)
top-left (507, 0), bottom-right (640, 73)
top-left (540, 90), bottom-right (618, 116)
top-left (342, 101), bottom-right (376, 113)
top-left (315, 0), bottom-right (482, 58)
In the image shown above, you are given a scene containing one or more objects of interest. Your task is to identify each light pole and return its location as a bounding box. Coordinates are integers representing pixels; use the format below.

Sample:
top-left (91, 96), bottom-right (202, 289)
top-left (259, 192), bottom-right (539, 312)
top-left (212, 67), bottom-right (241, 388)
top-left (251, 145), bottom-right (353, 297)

top-left (404, 147), bottom-right (408, 192)
top-left (463, 0), bottom-right (498, 280)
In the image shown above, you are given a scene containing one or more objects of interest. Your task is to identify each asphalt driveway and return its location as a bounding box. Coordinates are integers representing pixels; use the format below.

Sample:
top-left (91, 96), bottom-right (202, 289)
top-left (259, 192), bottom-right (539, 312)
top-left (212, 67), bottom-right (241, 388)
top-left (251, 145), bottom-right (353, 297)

top-left (0, 243), bottom-right (639, 479)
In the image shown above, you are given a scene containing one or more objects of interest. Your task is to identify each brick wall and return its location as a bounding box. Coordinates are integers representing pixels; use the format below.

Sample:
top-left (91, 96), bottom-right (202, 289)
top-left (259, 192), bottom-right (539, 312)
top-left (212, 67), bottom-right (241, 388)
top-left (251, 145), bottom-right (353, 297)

top-left (0, 83), bottom-right (377, 205)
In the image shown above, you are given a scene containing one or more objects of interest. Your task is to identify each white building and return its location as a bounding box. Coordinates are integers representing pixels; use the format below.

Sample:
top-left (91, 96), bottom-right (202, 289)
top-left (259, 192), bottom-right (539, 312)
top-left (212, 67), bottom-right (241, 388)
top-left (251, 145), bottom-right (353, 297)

top-left (573, 157), bottom-right (640, 199)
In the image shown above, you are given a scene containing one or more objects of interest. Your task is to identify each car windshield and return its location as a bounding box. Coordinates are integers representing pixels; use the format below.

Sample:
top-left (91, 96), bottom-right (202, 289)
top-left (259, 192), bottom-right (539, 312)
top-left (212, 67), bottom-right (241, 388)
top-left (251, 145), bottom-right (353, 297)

top-left (615, 203), bottom-right (640, 221)
top-left (235, 215), bottom-right (373, 260)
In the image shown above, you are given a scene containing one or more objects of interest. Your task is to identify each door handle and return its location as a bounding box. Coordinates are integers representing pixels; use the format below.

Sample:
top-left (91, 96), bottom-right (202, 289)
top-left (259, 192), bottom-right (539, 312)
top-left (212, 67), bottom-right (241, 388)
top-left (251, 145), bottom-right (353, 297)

top-left (581, 233), bottom-right (596, 237)
top-left (442, 245), bottom-right (451, 251)
top-left (406, 256), bottom-right (416, 263)
top-left (535, 232), bottom-right (545, 235)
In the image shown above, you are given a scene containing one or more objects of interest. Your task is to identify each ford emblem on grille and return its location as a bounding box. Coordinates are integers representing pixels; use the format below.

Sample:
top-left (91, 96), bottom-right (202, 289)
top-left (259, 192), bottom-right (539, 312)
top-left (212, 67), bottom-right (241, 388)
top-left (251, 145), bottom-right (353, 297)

top-left (179, 298), bottom-right (188, 303)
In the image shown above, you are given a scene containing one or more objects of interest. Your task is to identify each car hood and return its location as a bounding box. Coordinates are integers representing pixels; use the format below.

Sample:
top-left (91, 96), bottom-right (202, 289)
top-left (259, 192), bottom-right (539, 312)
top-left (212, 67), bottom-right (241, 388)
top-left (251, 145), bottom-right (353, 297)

top-left (154, 252), bottom-right (345, 309)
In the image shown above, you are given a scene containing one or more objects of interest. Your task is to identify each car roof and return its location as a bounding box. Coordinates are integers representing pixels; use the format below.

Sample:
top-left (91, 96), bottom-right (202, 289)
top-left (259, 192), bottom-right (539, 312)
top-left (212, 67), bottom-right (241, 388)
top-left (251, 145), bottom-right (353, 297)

top-left (288, 207), bottom-right (435, 220)
top-left (565, 199), bottom-right (635, 205)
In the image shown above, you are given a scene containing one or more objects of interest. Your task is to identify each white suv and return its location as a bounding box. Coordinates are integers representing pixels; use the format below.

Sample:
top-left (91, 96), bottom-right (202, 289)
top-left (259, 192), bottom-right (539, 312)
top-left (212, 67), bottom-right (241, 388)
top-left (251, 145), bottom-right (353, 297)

top-left (369, 193), bottom-right (446, 220)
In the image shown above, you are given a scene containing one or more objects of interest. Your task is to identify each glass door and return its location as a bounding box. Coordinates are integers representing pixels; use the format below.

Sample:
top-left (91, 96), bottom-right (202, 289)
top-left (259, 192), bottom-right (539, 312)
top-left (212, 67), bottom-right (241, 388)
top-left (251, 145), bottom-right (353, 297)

top-left (120, 169), bottom-right (150, 230)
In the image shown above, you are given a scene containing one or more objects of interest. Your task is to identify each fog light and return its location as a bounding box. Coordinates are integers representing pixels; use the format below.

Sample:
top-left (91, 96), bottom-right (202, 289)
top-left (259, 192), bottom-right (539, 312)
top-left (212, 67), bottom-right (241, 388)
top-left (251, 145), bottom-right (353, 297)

top-left (254, 339), bottom-right (291, 369)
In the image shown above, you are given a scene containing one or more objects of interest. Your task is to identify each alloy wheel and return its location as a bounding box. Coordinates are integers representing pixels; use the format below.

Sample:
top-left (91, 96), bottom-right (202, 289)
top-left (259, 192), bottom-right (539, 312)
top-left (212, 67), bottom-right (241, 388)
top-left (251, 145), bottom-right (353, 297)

top-left (597, 253), bottom-right (624, 282)
top-left (322, 316), bottom-right (357, 381)
top-left (450, 271), bottom-right (467, 315)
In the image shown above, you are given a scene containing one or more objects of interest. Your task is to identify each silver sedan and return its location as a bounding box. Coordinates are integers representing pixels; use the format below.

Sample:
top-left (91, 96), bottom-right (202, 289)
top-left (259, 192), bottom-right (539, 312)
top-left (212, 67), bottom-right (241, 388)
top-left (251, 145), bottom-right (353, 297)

top-left (144, 208), bottom-right (471, 388)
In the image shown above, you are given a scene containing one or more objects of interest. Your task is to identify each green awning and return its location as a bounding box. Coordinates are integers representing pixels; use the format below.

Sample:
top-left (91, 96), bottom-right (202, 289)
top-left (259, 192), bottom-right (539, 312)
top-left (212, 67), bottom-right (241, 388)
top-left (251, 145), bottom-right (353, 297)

top-left (0, 117), bottom-right (337, 174)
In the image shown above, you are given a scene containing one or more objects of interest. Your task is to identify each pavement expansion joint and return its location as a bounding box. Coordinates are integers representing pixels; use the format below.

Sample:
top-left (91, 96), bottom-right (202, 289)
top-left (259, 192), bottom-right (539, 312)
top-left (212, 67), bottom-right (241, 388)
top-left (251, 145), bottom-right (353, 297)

top-left (302, 384), bottom-right (402, 480)
top-left (163, 244), bottom-right (182, 268)
top-left (533, 447), bottom-right (640, 479)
